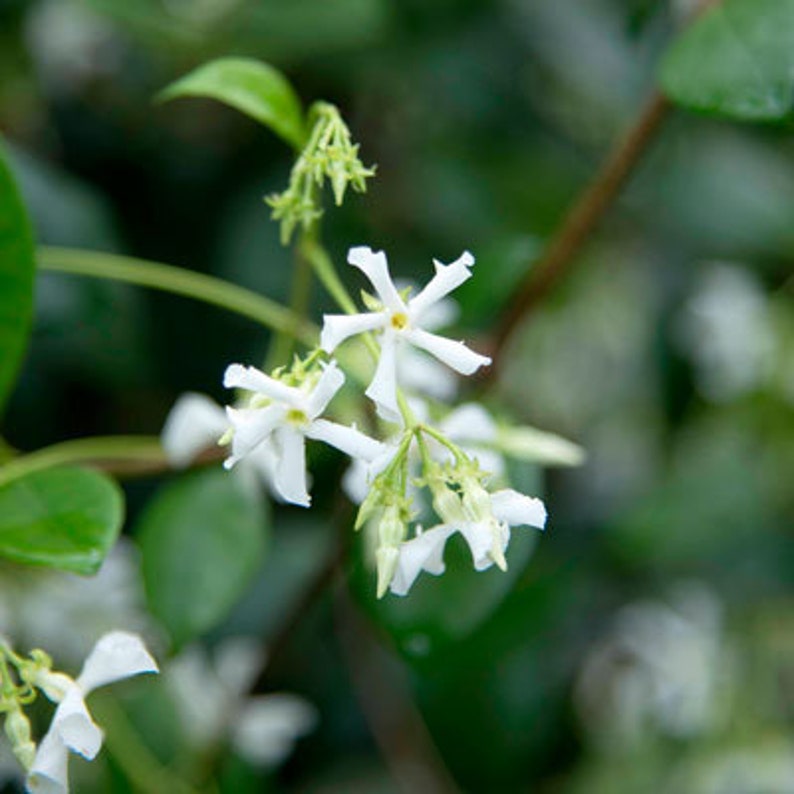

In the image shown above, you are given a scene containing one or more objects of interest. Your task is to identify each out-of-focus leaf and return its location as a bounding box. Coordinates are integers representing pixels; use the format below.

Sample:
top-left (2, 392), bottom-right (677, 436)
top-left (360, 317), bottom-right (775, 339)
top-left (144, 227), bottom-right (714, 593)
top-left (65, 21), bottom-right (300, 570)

top-left (0, 467), bottom-right (123, 574)
top-left (137, 468), bottom-right (268, 647)
top-left (158, 57), bottom-right (307, 150)
top-left (0, 140), bottom-right (35, 417)
top-left (660, 0), bottom-right (794, 121)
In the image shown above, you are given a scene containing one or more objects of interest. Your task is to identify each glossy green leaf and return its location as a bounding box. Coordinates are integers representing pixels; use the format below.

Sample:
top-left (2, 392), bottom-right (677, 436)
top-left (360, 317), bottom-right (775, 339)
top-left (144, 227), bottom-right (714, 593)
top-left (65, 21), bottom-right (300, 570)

top-left (137, 469), bottom-right (268, 647)
top-left (0, 467), bottom-right (124, 574)
top-left (0, 140), bottom-right (35, 416)
top-left (158, 57), bottom-right (307, 149)
top-left (660, 0), bottom-right (794, 121)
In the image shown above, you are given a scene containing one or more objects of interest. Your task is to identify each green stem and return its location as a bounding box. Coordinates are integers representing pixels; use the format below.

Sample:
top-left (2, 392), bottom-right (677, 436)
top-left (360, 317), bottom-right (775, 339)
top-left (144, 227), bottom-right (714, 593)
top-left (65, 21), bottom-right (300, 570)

top-left (92, 695), bottom-right (200, 794)
top-left (420, 425), bottom-right (467, 464)
top-left (298, 237), bottom-right (358, 315)
top-left (37, 247), bottom-right (319, 346)
top-left (0, 436), bottom-right (165, 487)
top-left (266, 233), bottom-right (316, 370)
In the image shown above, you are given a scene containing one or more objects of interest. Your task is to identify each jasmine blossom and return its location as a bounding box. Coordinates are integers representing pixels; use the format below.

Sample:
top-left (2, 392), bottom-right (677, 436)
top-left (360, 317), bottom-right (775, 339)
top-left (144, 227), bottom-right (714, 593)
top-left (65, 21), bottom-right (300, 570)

top-left (223, 360), bottom-right (383, 506)
top-left (320, 247), bottom-right (491, 421)
top-left (25, 632), bottom-right (158, 794)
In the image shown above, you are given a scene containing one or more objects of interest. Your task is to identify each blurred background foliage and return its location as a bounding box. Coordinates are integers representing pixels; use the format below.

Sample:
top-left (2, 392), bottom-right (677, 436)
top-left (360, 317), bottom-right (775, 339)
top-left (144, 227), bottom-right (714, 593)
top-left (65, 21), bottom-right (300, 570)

top-left (1, 0), bottom-right (793, 791)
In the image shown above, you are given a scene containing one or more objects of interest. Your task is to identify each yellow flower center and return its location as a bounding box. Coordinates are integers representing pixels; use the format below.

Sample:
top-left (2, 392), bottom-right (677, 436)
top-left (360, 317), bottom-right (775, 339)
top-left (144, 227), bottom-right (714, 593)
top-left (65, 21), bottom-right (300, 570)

top-left (390, 312), bottom-right (409, 330)
top-left (286, 408), bottom-right (308, 425)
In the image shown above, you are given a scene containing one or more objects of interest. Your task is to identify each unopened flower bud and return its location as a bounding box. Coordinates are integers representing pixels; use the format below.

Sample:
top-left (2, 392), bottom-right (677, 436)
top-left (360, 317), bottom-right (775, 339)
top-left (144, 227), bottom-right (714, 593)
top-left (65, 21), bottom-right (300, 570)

top-left (378, 504), bottom-right (406, 548)
top-left (5, 706), bottom-right (36, 770)
top-left (431, 483), bottom-right (463, 526)
top-left (376, 546), bottom-right (400, 600)
top-left (461, 478), bottom-right (492, 524)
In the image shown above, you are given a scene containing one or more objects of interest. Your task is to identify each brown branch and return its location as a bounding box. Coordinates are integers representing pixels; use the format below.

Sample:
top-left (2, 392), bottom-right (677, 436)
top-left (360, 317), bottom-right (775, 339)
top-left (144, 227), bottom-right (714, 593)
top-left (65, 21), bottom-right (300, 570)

top-left (485, 0), bottom-right (720, 379)
top-left (334, 586), bottom-right (461, 794)
top-left (487, 91), bottom-right (670, 377)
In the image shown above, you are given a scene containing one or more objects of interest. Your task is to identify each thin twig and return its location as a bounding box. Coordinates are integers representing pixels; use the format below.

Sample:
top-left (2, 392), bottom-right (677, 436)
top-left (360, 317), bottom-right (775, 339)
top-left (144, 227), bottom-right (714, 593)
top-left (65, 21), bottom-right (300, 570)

top-left (487, 91), bottom-right (670, 377)
top-left (334, 586), bottom-right (461, 794)
top-left (486, 0), bottom-right (720, 378)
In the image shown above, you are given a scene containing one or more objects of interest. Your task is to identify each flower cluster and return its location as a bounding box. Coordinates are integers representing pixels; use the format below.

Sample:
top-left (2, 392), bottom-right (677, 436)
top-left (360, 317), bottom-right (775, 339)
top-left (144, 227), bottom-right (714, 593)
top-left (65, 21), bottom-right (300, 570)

top-left (0, 631), bottom-right (157, 794)
top-left (266, 103), bottom-right (376, 244)
top-left (202, 245), bottom-right (558, 596)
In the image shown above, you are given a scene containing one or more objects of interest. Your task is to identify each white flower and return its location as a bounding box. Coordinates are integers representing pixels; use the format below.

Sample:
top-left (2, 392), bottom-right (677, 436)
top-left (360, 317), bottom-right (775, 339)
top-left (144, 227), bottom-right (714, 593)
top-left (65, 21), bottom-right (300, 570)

top-left (161, 392), bottom-right (281, 498)
top-left (438, 403), bottom-right (505, 479)
top-left (320, 247), bottom-right (491, 421)
top-left (27, 632), bottom-right (158, 794)
top-left (223, 360), bottom-right (383, 506)
top-left (166, 639), bottom-right (317, 769)
top-left (574, 583), bottom-right (728, 749)
top-left (390, 488), bottom-right (547, 596)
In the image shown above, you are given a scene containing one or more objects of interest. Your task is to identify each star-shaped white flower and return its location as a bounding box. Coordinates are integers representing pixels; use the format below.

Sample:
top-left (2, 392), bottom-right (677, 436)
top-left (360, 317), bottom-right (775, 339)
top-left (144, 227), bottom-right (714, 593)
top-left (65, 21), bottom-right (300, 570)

top-left (26, 632), bottom-right (158, 794)
top-left (223, 360), bottom-right (383, 507)
top-left (320, 247), bottom-right (491, 421)
top-left (161, 392), bottom-right (281, 498)
top-left (389, 489), bottom-right (547, 596)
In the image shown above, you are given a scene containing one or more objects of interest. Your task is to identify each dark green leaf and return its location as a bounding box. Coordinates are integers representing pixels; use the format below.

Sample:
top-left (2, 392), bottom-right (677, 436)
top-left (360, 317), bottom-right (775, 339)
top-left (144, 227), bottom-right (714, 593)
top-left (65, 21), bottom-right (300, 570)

top-left (660, 0), bottom-right (794, 121)
top-left (0, 140), bottom-right (35, 416)
top-left (137, 469), bottom-right (269, 647)
top-left (158, 57), bottom-right (307, 149)
top-left (0, 467), bottom-right (124, 574)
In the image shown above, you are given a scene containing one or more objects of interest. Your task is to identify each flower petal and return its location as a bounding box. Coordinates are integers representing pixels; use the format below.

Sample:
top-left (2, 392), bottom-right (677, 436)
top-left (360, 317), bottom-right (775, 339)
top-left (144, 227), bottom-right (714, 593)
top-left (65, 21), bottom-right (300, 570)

top-left (27, 726), bottom-right (70, 794)
top-left (224, 404), bottom-right (285, 468)
top-left (408, 251), bottom-right (474, 319)
top-left (52, 688), bottom-right (103, 760)
top-left (440, 403), bottom-right (497, 444)
top-left (161, 393), bottom-right (229, 467)
top-left (490, 490), bottom-right (547, 530)
top-left (347, 247), bottom-right (405, 312)
top-left (419, 295), bottom-right (459, 332)
top-left (404, 328), bottom-right (491, 376)
top-left (390, 525), bottom-right (455, 597)
top-left (457, 521), bottom-right (496, 571)
top-left (396, 347), bottom-right (458, 402)
top-left (320, 312), bottom-right (384, 353)
top-left (305, 418), bottom-right (384, 462)
top-left (76, 631), bottom-right (159, 694)
top-left (305, 361), bottom-right (345, 418)
top-left (232, 694), bottom-right (318, 768)
top-left (365, 329), bottom-right (401, 423)
top-left (273, 427), bottom-right (310, 507)
top-left (223, 364), bottom-right (302, 406)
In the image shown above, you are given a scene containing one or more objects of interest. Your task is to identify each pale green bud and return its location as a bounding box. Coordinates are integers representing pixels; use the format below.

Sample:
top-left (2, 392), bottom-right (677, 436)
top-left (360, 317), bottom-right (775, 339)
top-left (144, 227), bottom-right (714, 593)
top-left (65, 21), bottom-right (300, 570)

top-left (431, 484), bottom-right (463, 526)
top-left (378, 504), bottom-right (406, 548)
top-left (376, 547), bottom-right (400, 600)
top-left (5, 706), bottom-right (36, 770)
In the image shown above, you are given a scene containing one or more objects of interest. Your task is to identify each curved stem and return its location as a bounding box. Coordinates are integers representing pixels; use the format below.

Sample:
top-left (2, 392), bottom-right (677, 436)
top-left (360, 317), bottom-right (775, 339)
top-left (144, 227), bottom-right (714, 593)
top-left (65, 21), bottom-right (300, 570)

top-left (37, 247), bottom-right (319, 346)
top-left (487, 92), bottom-right (670, 374)
top-left (0, 436), bottom-right (166, 486)
top-left (93, 695), bottom-right (200, 794)
top-left (266, 236), bottom-right (315, 370)
top-left (298, 237), bottom-right (358, 316)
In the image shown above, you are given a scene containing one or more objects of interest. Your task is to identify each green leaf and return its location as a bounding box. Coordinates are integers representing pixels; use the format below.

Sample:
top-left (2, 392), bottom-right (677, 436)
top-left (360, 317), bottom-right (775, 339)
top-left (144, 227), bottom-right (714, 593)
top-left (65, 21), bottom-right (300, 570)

top-left (0, 467), bottom-right (124, 574)
top-left (660, 0), bottom-right (794, 121)
top-left (0, 140), bottom-right (35, 416)
top-left (158, 57), bottom-right (307, 149)
top-left (136, 469), bottom-right (268, 647)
